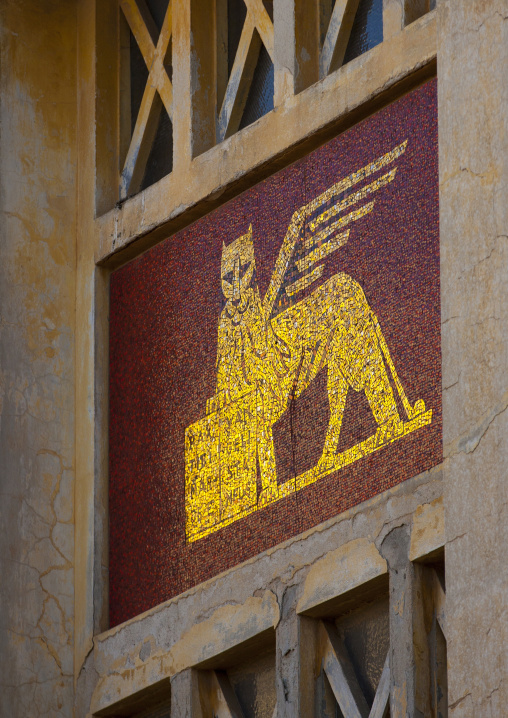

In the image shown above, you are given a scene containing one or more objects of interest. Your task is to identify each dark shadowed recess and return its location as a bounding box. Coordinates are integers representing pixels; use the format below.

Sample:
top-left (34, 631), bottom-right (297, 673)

top-left (228, 0), bottom-right (274, 131)
top-left (343, 0), bottom-right (383, 66)
top-left (140, 106), bottom-right (174, 192)
top-left (130, 30), bottom-right (149, 137)
top-left (127, 0), bottom-right (173, 193)
top-left (227, 0), bottom-right (247, 75)
top-left (239, 43), bottom-right (274, 131)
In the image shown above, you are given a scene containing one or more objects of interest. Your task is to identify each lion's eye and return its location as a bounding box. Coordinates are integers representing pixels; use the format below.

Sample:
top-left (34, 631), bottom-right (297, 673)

top-left (222, 260), bottom-right (253, 285)
top-left (221, 280), bottom-right (233, 298)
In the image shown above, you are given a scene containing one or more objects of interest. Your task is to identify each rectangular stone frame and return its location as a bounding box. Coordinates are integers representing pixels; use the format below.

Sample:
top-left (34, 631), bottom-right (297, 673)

top-left (74, 1), bottom-right (508, 715)
top-left (76, 0), bottom-right (438, 680)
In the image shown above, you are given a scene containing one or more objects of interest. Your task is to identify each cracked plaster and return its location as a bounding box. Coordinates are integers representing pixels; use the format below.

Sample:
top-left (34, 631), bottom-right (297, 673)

top-left (0, 1), bottom-right (77, 716)
top-left (1, 0), bottom-right (507, 715)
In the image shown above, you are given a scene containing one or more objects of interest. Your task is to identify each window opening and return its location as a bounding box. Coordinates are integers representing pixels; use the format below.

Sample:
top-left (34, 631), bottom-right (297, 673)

top-left (319, 0), bottom-right (382, 79)
top-left (217, 0), bottom-right (275, 142)
top-left (196, 639), bottom-right (276, 718)
top-left (130, 30), bottom-right (149, 137)
top-left (319, 0), bottom-right (336, 50)
top-left (140, 105), bottom-right (173, 191)
top-left (343, 0), bottom-right (383, 66)
top-left (314, 594), bottom-right (391, 718)
top-left (417, 557), bottom-right (448, 718)
top-left (228, 0), bottom-right (247, 75)
top-left (227, 648), bottom-right (277, 718)
top-left (405, 0), bottom-right (436, 25)
top-left (145, 0), bottom-right (170, 33)
top-left (119, 0), bottom-right (173, 199)
top-left (238, 43), bottom-right (274, 131)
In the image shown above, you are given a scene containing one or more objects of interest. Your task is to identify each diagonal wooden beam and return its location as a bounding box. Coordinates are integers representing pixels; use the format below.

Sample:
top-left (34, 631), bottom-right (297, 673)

top-left (243, 0), bottom-right (275, 61)
top-left (118, 0), bottom-right (174, 197)
top-left (214, 671), bottom-right (246, 718)
top-left (319, 0), bottom-right (361, 78)
top-left (151, 1), bottom-right (173, 117)
top-left (432, 568), bottom-right (446, 639)
top-left (320, 621), bottom-right (370, 718)
top-left (217, 12), bottom-right (260, 141)
top-left (369, 652), bottom-right (390, 718)
top-left (120, 0), bottom-right (173, 118)
top-left (120, 0), bottom-right (158, 64)
top-left (120, 81), bottom-right (161, 198)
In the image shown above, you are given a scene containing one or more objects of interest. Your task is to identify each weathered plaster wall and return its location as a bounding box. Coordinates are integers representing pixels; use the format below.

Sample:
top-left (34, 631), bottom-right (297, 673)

top-left (0, 0), bottom-right (506, 715)
top-left (439, 1), bottom-right (508, 714)
top-left (0, 1), bottom-right (77, 715)
top-left (77, 470), bottom-right (444, 717)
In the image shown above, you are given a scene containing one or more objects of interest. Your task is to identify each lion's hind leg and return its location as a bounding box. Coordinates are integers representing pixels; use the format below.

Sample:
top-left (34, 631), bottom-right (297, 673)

top-left (362, 327), bottom-right (404, 443)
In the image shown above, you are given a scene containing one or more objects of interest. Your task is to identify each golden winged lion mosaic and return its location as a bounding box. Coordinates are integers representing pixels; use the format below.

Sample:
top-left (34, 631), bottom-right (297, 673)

top-left (185, 140), bottom-right (432, 542)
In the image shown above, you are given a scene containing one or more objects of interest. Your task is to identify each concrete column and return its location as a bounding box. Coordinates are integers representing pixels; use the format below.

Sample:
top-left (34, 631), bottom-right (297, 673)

top-left (438, 0), bottom-right (508, 714)
top-left (171, 670), bottom-right (195, 718)
top-left (0, 1), bottom-right (77, 715)
top-left (275, 585), bottom-right (300, 716)
top-left (383, 0), bottom-right (405, 39)
top-left (172, 0), bottom-right (192, 170)
top-left (273, 0), bottom-right (319, 103)
top-left (380, 524), bottom-right (416, 718)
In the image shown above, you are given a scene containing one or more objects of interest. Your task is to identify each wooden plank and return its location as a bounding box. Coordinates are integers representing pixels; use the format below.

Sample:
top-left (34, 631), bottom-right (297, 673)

top-left (320, 621), bottom-right (370, 718)
top-left (119, 0), bottom-right (173, 198)
top-left (217, 13), bottom-right (259, 141)
top-left (369, 653), bottom-right (390, 718)
top-left (244, 0), bottom-right (275, 61)
top-left (320, 0), bottom-right (361, 78)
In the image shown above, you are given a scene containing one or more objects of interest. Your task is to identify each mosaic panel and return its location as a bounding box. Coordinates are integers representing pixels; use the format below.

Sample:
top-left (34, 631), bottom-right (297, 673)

top-left (109, 78), bottom-right (441, 626)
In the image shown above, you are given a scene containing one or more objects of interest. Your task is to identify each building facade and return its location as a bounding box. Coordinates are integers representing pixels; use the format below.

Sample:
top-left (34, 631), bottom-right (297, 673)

top-left (0, 0), bottom-right (507, 716)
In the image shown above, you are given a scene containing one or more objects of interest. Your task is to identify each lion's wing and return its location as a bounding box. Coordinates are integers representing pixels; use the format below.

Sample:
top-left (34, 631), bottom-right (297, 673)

top-left (263, 140), bottom-right (408, 320)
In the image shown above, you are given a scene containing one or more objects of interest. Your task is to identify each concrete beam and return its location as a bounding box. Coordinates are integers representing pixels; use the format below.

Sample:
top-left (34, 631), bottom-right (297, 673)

top-left (94, 10), bottom-right (436, 267)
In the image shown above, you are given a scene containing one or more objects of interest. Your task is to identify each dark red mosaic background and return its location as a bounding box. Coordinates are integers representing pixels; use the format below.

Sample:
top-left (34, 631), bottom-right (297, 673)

top-left (109, 79), bottom-right (441, 627)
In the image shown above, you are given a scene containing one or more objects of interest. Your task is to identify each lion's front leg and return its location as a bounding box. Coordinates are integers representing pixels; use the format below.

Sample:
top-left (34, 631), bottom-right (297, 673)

top-left (318, 366), bottom-right (349, 472)
top-left (255, 387), bottom-right (281, 506)
top-left (257, 422), bottom-right (279, 506)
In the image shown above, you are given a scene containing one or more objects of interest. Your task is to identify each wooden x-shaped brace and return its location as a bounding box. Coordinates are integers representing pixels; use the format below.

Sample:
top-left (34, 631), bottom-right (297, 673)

top-left (320, 621), bottom-right (390, 718)
top-left (217, 0), bottom-right (274, 143)
top-left (119, 0), bottom-right (173, 198)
